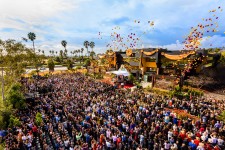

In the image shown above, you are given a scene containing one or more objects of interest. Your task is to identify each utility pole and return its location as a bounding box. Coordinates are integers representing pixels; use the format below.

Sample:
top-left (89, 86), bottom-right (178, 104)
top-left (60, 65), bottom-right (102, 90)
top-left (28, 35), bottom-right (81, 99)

top-left (1, 67), bottom-right (4, 101)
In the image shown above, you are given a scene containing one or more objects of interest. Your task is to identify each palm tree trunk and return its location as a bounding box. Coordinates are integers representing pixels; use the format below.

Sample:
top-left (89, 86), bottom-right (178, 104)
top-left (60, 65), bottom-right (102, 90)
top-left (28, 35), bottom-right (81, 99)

top-left (87, 48), bottom-right (88, 57)
top-left (82, 52), bottom-right (83, 62)
top-left (1, 67), bottom-right (4, 102)
top-left (33, 41), bottom-right (35, 52)
top-left (92, 48), bottom-right (94, 59)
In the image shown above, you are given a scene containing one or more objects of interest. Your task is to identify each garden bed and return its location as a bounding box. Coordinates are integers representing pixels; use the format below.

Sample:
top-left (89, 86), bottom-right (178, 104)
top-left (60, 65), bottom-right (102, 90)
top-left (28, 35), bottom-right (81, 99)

top-left (165, 108), bottom-right (200, 122)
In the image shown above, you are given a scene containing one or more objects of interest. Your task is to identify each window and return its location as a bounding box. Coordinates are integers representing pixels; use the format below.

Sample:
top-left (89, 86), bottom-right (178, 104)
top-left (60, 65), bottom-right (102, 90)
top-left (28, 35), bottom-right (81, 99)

top-left (145, 57), bottom-right (155, 62)
top-left (146, 67), bottom-right (156, 72)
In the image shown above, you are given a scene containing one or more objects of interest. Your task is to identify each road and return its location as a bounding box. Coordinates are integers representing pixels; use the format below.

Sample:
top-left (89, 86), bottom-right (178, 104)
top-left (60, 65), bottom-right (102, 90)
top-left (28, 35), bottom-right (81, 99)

top-left (25, 66), bottom-right (68, 74)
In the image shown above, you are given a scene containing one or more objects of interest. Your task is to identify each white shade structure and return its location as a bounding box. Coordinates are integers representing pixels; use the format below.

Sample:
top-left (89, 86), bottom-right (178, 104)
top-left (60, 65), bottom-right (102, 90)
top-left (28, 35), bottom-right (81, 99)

top-left (107, 65), bottom-right (130, 76)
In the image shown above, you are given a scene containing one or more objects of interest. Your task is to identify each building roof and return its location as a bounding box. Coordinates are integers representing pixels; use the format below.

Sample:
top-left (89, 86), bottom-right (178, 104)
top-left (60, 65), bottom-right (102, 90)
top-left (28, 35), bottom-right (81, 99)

top-left (129, 61), bottom-right (139, 67)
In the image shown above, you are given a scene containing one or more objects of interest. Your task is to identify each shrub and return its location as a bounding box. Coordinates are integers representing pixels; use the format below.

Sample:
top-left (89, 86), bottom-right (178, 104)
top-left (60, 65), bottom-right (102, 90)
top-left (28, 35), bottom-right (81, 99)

top-left (47, 59), bottom-right (55, 72)
top-left (29, 70), bottom-right (38, 76)
top-left (9, 115), bottom-right (21, 128)
top-left (7, 83), bottom-right (26, 109)
top-left (35, 112), bottom-right (43, 126)
top-left (129, 74), bottom-right (135, 82)
top-left (67, 60), bottom-right (73, 70)
top-left (0, 109), bottom-right (12, 129)
top-left (174, 85), bottom-right (181, 92)
top-left (95, 73), bottom-right (103, 79)
top-left (148, 88), bottom-right (170, 96)
top-left (76, 66), bottom-right (82, 69)
top-left (84, 59), bottom-right (91, 67)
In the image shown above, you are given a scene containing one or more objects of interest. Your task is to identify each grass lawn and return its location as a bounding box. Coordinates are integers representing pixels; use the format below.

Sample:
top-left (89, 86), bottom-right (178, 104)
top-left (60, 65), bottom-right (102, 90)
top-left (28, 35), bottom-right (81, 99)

top-left (0, 144), bottom-right (4, 150)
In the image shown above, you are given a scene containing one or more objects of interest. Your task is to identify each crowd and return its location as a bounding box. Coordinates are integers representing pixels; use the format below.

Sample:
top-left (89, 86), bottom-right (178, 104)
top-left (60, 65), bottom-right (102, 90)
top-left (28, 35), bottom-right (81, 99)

top-left (1, 72), bottom-right (225, 150)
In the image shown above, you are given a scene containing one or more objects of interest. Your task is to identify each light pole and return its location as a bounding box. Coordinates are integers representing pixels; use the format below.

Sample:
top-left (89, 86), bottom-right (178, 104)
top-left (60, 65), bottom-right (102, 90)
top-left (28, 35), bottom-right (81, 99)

top-left (1, 67), bottom-right (4, 101)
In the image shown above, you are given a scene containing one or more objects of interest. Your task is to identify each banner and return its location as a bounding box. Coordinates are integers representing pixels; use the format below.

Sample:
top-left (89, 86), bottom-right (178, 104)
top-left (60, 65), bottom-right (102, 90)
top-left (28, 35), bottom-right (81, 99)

top-left (161, 51), bottom-right (195, 60)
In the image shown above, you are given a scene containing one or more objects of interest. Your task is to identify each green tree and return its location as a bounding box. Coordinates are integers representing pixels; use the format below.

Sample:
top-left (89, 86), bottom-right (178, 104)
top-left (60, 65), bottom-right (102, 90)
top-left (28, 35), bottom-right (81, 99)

top-left (214, 48), bottom-right (221, 53)
top-left (47, 59), bottom-right (55, 72)
top-left (0, 109), bottom-right (11, 129)
top-left (67, 60), bottom-right (73, 70)
top-left (218, 110), bottom-right (225, 122)
top-left (61, 40), bottom-right (67, 57)
top-left (129, 74), bottom-right (135, 83)
top-left (59, 50), bottom-right (64, 62)
top-left (27, 50), bottom-right (44, 75)
top-left (28, 32), bottom-right (36, 52)
top-left (220, 52), bottom-right (225, 64)
top-left (9, 115), bottom-right (21, 128)
top-left (0, 38), bottom-right (44, 130)
top-left (81, 48), bottom-right (84, 62)
top-left (84, 58), bottom-right (91, 68)
top-left (89, 41), bottom-right (95, 59)
top-left (77, 49), bottom-right (80, 57)
top-left (6, 83), bottom-right (25, 109)
top-left (0, 39), bottom-right (35, 95)
top-left (90, 51), bottom-right (96, 59)
top-left (55, 56), bottom-right (61, 63)
top-left (83, 41), bottom-right (89, 56)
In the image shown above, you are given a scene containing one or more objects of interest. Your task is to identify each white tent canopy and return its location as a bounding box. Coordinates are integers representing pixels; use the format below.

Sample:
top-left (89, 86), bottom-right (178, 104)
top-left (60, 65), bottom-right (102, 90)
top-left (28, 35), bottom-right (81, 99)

top-left (107, 65), bottom-right (130, 76)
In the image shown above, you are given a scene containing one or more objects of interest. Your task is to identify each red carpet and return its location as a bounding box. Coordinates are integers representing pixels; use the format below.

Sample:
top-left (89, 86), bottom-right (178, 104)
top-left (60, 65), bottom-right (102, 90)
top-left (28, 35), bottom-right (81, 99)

top-left (124, 84), bottom-right (134, 88)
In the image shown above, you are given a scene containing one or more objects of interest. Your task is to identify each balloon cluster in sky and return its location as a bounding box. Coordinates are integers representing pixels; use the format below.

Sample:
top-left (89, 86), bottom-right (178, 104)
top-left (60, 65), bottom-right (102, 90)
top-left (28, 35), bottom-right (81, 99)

top-left (98, 4), bottom-right (223, 51)
top-left (183, 6), bottom-right (222, 50)
top-left (98, 20), bottom-right (155, 51)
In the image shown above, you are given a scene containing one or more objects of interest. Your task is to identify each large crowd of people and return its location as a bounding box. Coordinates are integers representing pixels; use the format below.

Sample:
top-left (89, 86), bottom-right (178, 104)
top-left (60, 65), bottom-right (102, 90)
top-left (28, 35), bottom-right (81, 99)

top-left (1, 72), bottom-right (225, 150)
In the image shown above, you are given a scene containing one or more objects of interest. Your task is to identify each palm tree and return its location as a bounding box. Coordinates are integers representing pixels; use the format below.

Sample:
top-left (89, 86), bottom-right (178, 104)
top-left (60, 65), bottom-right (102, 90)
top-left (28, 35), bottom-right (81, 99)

top-left (89, 41), bottom-right (95, 59)
top-left (89, 42), bottom-right (95, 51)
top-left (81, 48), bottom-right (84, 62)
top-left (61, 40), bottom-right (67, 57)
top-left (42, 50), bottom-right (44, 55)
top-left (28, 32), bottom-right (36, 51)
top-left (81, 48), bottom-right (84, 56)
top-left (76, 50), bottom-right (79, 57)
top-left (49, 50), bottom-right (52, 56)
top-left (83, 41), bottom-right (89, 56)
top-left (77, 49), bottom-right (81, 63)
top-left (38, 49), bottom-right (41, 53)
top-left (60, 50), bottom-right (63, 57)
top-left (59, 50), bottom-right (64, 62)
top-left (78, 49), bottom-right (80, 57)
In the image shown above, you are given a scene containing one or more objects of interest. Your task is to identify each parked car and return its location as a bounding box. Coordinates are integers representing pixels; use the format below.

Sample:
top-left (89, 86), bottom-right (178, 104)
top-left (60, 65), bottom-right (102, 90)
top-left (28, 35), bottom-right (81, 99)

top-left (40, 67), bottom-right (46, 70)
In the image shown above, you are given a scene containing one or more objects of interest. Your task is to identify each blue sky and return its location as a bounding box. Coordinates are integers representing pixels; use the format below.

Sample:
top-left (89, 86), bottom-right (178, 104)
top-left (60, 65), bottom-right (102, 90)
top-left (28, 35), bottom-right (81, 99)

top-left (0, 0), bottom-right (225, 54)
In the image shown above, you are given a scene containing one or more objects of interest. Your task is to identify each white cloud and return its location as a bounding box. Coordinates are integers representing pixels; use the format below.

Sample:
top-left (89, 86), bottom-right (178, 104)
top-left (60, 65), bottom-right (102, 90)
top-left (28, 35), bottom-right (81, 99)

top-left (161, 35), bottom-right (225, 50)
top-left (201, 35), bottom-right (225, 48)
top-left (0, 0), bottom-right (225, 53)
top-left (0, 0), bottom-right (86, 31)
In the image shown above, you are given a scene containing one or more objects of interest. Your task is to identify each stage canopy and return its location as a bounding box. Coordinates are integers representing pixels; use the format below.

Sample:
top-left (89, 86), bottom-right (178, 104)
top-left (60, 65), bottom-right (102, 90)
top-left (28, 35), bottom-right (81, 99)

top-left (107, 65), bottom-right (130, 76)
